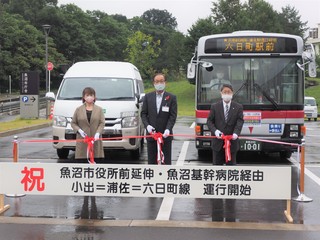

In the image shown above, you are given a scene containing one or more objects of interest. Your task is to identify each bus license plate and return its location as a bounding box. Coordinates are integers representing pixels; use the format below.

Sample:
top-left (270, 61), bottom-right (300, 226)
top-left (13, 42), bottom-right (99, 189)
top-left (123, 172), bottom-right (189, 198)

top-left (240, 140), bottom-right (261, 151)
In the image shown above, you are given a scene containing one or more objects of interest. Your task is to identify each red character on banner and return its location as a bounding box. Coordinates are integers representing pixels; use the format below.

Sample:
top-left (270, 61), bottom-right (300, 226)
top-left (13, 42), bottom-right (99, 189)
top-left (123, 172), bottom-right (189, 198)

top-left (21, 167), bottom-right (45, 191)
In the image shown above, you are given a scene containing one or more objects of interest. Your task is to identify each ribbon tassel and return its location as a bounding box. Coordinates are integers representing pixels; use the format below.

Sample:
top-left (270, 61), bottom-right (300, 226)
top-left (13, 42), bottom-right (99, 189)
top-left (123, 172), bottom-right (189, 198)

top-left (222, 135), bottom-right (233, 163)
top-left (152, 132), bottom-right (165, 165)
top-left (84, 136), bottom-right (95, 164)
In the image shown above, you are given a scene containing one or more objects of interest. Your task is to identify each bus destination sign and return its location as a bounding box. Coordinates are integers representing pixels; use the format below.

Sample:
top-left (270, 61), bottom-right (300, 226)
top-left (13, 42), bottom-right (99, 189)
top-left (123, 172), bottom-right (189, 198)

top-left (205, 36), bottom-right (297, 54)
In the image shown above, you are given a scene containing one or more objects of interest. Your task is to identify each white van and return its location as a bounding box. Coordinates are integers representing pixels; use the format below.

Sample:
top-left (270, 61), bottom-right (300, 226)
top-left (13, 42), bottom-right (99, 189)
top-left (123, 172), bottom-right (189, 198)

top-left (51, 61), bottom-right (145, 159)
top-left (304, 96), bottom-right (318, 121)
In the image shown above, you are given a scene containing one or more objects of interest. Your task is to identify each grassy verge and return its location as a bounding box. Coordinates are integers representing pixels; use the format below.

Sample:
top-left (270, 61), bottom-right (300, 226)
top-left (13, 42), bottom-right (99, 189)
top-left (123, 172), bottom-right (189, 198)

top-left (0, 117), bottom-right (52, 133)
top-left (305, 77), bottom-right (320, 112)
top-left (145, 78), bottom-right (195, 116)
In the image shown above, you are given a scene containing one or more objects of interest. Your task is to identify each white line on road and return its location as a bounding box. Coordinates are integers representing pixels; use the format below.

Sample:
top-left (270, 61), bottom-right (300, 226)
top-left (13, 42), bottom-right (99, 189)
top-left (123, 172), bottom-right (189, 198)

top-left (290, 157), bottom-right (320, 187)
top-left (156, 141), bottom-right (190, 220)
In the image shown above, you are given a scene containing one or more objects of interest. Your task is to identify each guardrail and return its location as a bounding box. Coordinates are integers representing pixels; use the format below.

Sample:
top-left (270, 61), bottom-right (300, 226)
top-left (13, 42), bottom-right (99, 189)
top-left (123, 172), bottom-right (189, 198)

top-left (0, 97), bottom-right (47, 115)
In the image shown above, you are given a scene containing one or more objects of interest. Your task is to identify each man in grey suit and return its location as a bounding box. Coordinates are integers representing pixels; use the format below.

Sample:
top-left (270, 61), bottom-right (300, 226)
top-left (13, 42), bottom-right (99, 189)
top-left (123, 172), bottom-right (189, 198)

top-left (207, 84), bottom-right (244, 165)
top-left (141, 73), bottom-right (177, 165)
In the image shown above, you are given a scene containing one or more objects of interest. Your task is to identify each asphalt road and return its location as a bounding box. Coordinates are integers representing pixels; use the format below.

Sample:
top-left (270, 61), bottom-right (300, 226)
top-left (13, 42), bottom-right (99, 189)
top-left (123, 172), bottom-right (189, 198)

top-left (0, 117), bottom-right (320, 239)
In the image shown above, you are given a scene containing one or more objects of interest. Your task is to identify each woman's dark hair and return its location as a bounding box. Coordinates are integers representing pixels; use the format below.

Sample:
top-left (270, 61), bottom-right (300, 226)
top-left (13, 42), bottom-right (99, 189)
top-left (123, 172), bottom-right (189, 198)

top-left (82, 87), bottom-right (96, 103)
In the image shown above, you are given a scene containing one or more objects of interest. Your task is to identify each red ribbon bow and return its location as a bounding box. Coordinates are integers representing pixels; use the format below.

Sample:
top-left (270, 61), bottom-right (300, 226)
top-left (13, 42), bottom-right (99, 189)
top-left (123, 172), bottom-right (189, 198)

top-left (84, 136), bottom-right (95, 164)
top-left (165, 95), bottom-right (170, 101)
top-left (221, 134), bottom-right (233, 163)
top-left (151, 132), bottom-right (165, 165)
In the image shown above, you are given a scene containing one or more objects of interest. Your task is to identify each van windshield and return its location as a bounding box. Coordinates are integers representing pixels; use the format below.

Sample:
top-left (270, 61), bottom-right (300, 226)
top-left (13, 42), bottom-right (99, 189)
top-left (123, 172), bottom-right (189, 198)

top-left (57, 77), bottom-right (135, 100)
top-left (305, 98), bottom-right (316, 106)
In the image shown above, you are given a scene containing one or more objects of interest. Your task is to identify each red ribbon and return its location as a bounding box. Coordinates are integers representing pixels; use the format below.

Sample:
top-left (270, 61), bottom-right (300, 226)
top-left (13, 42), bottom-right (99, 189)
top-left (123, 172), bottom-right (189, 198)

top-left (84, 136), bottom-right (95, 164)
top-left (221, 134), bottom-right (233, 163)
top-left (151, 132), bottom-right (164, 165)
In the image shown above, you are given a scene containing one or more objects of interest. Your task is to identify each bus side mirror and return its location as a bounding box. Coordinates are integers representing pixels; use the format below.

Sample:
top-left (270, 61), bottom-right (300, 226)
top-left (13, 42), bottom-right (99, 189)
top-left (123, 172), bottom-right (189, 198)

top-left (300, 43), bottom-right (317, 78)
top-left (187, 63), bottom-right (196, 80)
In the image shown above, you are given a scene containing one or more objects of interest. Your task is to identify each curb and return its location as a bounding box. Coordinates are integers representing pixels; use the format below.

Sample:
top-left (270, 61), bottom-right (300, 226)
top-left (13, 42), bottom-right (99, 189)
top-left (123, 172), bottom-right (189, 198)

top-left (0, 122), bottom-right (52, 137)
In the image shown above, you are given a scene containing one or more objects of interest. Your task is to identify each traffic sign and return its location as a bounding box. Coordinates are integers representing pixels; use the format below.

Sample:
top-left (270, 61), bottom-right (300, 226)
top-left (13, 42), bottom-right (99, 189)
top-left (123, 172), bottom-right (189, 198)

top-left (47, 62), bottom-right (54, 71)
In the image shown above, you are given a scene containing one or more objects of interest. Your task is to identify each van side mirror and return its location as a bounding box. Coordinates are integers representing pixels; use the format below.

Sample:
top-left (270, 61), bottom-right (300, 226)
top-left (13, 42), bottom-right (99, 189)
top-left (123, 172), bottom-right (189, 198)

top-left (139, 93), bottom-right (145, 103)
top-left (45, 92), bottom-right (55, 101)
top-left (135, 93), bottom-right (145, 108)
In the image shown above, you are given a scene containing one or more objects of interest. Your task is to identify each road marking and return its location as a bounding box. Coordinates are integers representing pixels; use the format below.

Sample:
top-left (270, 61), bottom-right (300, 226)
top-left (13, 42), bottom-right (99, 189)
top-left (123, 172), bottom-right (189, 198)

top-left (1, 216), bottom-right (320, 231)
top-left (156, 141), bottom-right (189, 220)
top-left (290, 157), bottom-right (320, 187)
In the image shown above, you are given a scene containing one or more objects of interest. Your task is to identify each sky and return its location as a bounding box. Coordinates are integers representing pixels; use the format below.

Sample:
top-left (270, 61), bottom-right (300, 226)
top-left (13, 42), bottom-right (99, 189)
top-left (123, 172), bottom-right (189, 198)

top-left (58, 0), bottom-right (320, 34)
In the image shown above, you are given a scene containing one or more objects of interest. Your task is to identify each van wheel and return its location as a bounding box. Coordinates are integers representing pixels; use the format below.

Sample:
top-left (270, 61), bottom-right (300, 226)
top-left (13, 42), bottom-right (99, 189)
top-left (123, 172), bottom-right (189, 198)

top-left (57, 149), bottom-right (69, 159)
top-left (130, 146), bottom-right (141, 159)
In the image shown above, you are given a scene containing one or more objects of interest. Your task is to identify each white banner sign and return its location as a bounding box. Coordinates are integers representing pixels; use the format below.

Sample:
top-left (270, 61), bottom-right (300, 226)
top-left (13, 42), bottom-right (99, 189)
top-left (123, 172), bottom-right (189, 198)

top-left (0, 163), bottom-right (291, 199)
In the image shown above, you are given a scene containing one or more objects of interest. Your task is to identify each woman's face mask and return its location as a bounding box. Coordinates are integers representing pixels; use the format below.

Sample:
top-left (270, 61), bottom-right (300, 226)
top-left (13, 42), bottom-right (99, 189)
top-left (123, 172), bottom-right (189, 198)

top-left (85, 96), bottom-right (95, 103)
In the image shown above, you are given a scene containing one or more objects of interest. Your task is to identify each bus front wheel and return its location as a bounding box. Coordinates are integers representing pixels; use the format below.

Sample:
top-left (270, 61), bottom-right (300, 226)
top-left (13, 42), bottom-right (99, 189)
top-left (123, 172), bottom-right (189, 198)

top-left (280, 151), bottom-right (292, 160)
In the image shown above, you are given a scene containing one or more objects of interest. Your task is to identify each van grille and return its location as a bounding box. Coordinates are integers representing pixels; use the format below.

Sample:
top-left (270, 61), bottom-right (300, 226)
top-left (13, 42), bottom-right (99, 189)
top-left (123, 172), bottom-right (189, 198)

top-left (105, 118), bottom-right (121, 127)
top-left (102, 133), bottom-right (123, 141)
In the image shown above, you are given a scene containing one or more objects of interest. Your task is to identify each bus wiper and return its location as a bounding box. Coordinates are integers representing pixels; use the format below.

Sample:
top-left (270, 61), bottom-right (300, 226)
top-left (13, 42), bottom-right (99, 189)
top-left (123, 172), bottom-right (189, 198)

top-left (100, 97), bottom-right (133, 100)
top-left (253, 83), bottom-right (278, 109)
top-left (233, 82), bottom-right (248, 97)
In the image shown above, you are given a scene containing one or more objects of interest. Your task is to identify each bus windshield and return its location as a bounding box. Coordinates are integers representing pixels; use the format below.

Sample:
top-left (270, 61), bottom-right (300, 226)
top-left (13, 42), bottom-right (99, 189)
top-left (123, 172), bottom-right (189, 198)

top-left (57, 77), bottom-right (135, 100)
top-left (198, 57), bottom-right (304, 109)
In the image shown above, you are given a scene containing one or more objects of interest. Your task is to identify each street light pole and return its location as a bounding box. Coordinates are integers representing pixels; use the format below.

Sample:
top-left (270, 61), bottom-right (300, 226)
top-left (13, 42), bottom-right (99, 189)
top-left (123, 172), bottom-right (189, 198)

top-left (42, 24), bottom-right (51, 119)
top-left (42, 24), bottom-right (51, 93)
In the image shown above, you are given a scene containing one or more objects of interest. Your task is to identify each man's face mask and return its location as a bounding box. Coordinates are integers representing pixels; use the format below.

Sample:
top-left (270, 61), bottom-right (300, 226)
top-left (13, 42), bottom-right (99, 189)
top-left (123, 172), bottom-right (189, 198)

top-left (221, 94), bottom-right (233, 102)
top-left (154, 82), bottom-right (165, 91)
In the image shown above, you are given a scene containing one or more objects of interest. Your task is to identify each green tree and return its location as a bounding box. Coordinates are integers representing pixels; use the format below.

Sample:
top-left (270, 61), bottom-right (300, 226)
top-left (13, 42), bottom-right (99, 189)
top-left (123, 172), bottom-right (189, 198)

top-left (185, 18), bottom-right (220, 59)
top-left (0, 11), bottom-right (65, 92)
top-left (141, 9), bottom-right (177, 30)
top-left (162, 31), bottom-right (187, 74)
top-left (90, 12), bottom-right (130, 61)
top-left (211, 0), bottom-right (245, 33)
top-left (243, 0), bottom-right (282, 32)
top-left (278, 5), bottom-right (307, 37)
top-left (2, 0), bottom-right (58, 26)
top-left (54, 4), bottom-right (98, 62)
top-left (209, 0), bottom-right (306, 35)
top-left (124, 31), bottom-right (161, 81)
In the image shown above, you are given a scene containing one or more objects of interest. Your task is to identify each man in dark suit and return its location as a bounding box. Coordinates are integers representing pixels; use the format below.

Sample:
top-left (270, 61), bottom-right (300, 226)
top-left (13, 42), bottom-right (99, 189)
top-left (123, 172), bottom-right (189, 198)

top-left (141, 73), bottom-right (177, 165)
top-left (207, 84), bottom-right (244, 165)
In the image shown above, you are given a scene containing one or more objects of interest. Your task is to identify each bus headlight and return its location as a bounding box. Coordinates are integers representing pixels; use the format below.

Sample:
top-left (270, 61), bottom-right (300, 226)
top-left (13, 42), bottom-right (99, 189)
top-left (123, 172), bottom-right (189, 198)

top-left (290, 125), bottom-right (299, 131)
top-left (53, 115), bottom-right (68, 127)
top-left (290, 132), bottom-right (299, 138)
top-left (121, 111), bottom-right (138, 128)
top-left (203, 125), bottom-right (209, 130)
top-left (203, 131), bottom-right (211, 136)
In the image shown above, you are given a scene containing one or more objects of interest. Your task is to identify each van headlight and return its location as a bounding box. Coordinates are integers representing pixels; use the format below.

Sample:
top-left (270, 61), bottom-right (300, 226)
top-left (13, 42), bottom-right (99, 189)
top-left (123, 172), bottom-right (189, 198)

top-left (53, 115), bottom-right (68, 127)
top-left (121, 111), bottom-right (138, 128)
